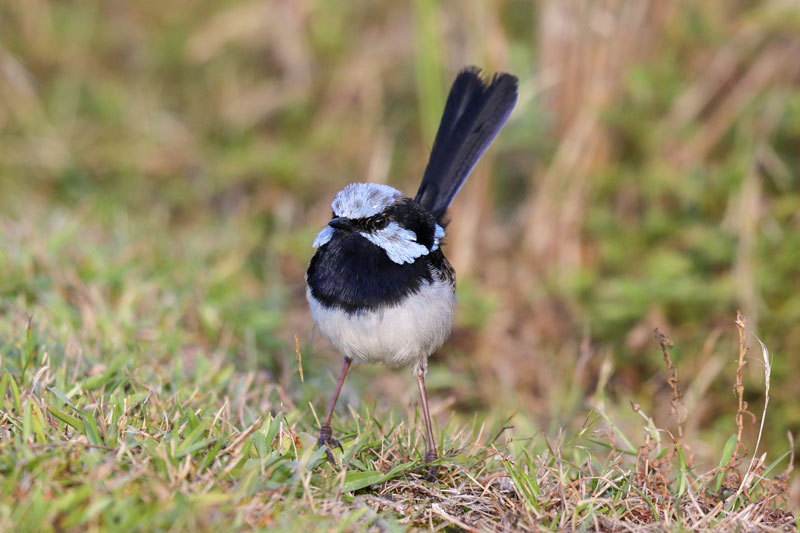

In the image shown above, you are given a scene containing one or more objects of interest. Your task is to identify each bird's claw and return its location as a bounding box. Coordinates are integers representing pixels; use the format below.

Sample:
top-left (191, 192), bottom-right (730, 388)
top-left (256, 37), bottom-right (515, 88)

top-left (317, 423), bottom-right (343, 464)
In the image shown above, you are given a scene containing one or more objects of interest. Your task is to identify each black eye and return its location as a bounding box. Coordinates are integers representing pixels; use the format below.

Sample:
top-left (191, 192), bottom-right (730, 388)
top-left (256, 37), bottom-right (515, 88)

top-left (372, 215), bottom-right (388, 229)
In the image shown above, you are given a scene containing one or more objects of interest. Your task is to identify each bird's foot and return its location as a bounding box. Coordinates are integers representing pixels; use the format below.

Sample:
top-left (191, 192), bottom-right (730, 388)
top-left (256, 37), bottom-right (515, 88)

top-left (424, 449), bottom-right (439, 482)
top-left (317, 423), bottom-right (343, 464)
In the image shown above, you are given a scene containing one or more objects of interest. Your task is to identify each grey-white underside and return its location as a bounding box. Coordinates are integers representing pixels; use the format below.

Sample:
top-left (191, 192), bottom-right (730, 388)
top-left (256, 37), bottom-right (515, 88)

top-left (307, 279), bottom-right (455, 377)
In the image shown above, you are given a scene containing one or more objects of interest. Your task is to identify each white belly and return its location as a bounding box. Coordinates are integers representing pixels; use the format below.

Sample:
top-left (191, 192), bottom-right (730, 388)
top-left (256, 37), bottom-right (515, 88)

top-left (307, 280), bottom-right (455, 376)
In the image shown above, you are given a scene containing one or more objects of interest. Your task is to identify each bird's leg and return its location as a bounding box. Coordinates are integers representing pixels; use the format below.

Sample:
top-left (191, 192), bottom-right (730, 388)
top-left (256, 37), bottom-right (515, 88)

top-left (416, 374), bottom-right (439, 481)
top-left (318, 357), bottom-right (352, 463)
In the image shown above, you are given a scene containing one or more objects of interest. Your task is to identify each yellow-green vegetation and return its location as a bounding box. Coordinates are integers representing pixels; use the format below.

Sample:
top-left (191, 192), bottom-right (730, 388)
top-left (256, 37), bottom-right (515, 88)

top-left (0, 0), bottom-right (798, 530)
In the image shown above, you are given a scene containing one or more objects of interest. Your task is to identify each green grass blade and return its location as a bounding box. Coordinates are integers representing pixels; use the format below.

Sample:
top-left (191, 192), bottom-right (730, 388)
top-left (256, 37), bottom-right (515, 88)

top-left (715, 434), bottom-right (738, 492)
top-left (47, 406), bottom-right (85, 432)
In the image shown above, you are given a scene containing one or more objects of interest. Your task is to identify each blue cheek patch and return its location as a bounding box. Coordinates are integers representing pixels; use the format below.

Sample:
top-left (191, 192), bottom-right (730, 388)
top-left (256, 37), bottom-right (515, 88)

top-left (313, 226), bottom-right (334, 248)
top-left (314, 222), bottom-right (446, 264)
top-left (362, 222), bottom-right (430, 264)
top-left (431, 224), bottom-right (445, 251)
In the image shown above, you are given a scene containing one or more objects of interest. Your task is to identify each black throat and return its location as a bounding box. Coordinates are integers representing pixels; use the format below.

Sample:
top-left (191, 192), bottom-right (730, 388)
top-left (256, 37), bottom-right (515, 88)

top-left (306, 232), bottom-right (443, 314)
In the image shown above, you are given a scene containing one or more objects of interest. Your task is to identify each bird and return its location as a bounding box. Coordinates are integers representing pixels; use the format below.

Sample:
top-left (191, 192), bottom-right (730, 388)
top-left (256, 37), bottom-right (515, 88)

top-left (306, 66), bottom-right (517, 479)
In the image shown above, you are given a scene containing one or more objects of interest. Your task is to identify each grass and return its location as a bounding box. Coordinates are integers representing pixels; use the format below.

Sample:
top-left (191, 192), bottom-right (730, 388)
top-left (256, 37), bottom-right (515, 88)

top-left (0, 320), bottom-right (795, 531)
top-left (0, 212), bottom-right (795, 529)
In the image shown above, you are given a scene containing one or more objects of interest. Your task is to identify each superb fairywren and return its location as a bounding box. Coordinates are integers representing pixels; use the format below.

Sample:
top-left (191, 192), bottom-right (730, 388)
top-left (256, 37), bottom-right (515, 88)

top-left (306, 67), bottom-right (517, 478)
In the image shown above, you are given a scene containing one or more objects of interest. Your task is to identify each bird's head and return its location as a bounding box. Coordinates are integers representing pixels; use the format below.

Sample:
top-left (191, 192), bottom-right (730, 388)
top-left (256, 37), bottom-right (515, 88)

top-left (313, 183), bottom-right (445, 264)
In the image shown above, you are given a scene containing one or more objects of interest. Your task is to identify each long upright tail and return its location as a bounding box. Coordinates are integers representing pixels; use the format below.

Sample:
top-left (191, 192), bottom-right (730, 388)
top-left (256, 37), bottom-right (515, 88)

top-left (414, 67), bottom-right (518, 222)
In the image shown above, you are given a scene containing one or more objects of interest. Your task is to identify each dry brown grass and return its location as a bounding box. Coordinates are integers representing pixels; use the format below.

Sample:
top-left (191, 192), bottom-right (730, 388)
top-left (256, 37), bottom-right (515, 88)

top-left (290, 312), bottom-right (795, 531)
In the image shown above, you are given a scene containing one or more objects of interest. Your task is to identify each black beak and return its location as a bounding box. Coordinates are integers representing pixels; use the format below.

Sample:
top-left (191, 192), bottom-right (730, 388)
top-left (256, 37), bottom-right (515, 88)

top-left (328, 217), bottom-right (354, 231)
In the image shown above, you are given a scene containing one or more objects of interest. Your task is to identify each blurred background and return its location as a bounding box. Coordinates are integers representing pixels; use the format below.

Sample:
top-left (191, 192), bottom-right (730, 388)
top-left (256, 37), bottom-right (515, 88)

top-left (1, 0), bottom-right (799, 473)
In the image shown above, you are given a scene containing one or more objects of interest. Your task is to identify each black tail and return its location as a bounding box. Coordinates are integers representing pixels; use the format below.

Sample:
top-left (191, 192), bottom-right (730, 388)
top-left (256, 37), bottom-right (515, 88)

top-left (414, 67), bottom-right (518, 222)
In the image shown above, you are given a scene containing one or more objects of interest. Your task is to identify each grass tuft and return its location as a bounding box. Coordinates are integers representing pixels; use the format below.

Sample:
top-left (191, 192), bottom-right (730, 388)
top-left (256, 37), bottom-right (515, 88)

top-left (0, 309), bottom-right (795, 530)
